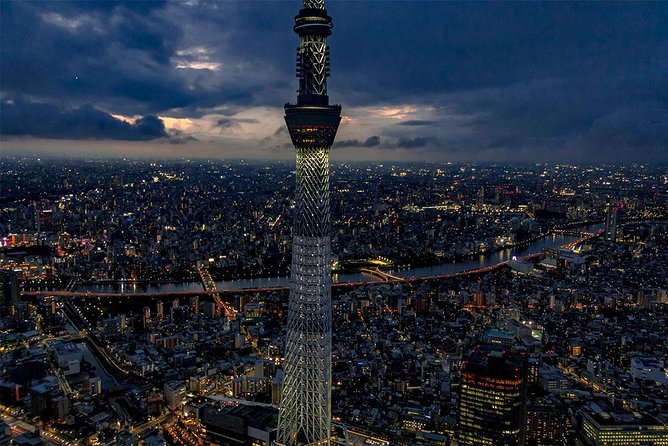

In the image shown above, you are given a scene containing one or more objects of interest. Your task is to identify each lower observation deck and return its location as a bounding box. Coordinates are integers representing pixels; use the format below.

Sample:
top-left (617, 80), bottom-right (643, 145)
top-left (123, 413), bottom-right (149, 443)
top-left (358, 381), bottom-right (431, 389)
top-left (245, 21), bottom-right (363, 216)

top-left (285, 104), bottom-right (341, 149)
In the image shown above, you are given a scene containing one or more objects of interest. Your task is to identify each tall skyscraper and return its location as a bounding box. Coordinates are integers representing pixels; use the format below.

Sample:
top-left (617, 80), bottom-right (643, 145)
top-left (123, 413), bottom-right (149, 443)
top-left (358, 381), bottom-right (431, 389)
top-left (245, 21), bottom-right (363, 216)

top-left (156, 300), bottom-right (164, 321)
top-left (605, 202), bottom-right (620, 241)
top-left (477, 186), bottom-right (485, 207)
top-left (458, 344), bottom-right (528, 446)
top-left (142, 306), bottom-right (151, 330)
top-left (0, 269), bottom-right (19, 308)
top-left (189, 295), bottom-right (200, 314)
top-left (277, 0), bottom-right (341, 445)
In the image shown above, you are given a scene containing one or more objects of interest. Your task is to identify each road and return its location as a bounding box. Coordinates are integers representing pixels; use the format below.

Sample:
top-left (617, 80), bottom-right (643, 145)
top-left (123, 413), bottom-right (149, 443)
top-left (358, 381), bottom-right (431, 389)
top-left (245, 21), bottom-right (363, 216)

top-left (2, 413), bottom-right (76, 446)
top-left (130, 413), bottom-right (169, 439)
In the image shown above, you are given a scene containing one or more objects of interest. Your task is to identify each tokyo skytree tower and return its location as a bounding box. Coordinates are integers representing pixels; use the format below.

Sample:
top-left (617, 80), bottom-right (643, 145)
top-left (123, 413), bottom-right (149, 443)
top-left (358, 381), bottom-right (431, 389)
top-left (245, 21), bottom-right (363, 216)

top-left (276, 0), bottom-right (341, 445)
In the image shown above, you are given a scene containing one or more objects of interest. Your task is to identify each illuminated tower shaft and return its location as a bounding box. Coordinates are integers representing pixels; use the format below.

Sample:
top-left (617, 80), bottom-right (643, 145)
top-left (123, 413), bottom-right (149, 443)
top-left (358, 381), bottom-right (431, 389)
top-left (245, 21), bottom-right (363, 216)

top-left (277, 1), bottom-right (341, 445)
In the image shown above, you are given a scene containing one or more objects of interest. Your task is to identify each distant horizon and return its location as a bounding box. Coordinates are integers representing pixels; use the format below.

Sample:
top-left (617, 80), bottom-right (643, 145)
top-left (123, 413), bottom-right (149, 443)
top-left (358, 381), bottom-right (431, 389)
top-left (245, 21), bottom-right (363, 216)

top-left (3, 140), bottom-right (668, 166)
top-left (3, 147), bottom-right (668, 167)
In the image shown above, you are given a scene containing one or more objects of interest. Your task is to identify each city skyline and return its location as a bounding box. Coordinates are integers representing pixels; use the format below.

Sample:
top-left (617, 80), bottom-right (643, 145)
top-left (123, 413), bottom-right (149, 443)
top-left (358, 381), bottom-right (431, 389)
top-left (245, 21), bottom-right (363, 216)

top-left (1, 158), bottom-right (667, 445)
top-left (1, 1), bottom-right (667, 444)
top-left (2, 1), bottom-right (668, 163)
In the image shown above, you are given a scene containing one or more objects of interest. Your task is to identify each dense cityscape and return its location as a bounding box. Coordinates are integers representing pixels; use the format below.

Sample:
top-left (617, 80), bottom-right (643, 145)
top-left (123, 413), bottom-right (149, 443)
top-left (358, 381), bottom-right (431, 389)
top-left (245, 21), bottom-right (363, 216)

top-left (2, 0), bottom-right (668, 445)
top-left (1, 158), bottom-right (667, 445)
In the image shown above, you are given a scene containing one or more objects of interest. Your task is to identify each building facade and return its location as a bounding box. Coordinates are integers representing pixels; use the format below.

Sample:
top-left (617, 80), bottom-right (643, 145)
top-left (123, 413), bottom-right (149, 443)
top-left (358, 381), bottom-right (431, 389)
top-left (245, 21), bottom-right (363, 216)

top-left (458, 344), bottom-right (527, 446)
top-left (581, 410), bottom-right (668, 446)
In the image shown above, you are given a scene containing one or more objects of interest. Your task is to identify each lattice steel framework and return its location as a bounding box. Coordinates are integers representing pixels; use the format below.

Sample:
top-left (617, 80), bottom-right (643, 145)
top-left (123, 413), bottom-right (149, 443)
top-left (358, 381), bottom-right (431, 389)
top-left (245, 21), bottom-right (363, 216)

top-left (277, 1), bottom-right (341, 445)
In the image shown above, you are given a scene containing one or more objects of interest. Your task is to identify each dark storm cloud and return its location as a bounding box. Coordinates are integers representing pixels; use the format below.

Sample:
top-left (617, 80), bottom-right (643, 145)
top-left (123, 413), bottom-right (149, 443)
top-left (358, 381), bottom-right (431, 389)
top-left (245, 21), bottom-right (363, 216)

top-left (396, 137), bottom-right (432, 149)
top-left (260, 126), bottom-right (289, 146)
top-left (334, 135), bottom-right (438, 151)
top-left (585, 103), bottom-right (668, 159)
top-left (1, 0), bottom-right (667, 161)
top-left (215, 117), bottom-right (260, 134)
top-left (334, 136), bottom-right (381, 149)
top-left (217, 118), bottom-right (259, 127)
top-left (396, 120), bottom-right (437, 127)
top-left (165, 128), bottom-right (198, 145)
top-left (425, 74), bottom-right (668, 161)
top-left (0, 1), bottom-right (277, 118)
top-left (328, 2), bottom-right (668, 161)
top-left (330, 2), bottom-right (668, 100)
top-left (167, 135), bottom-right (198, 145)
top-left (0, 1), bottom-right (194, 114)
top-left (1, 100), bottom-right (167, 140)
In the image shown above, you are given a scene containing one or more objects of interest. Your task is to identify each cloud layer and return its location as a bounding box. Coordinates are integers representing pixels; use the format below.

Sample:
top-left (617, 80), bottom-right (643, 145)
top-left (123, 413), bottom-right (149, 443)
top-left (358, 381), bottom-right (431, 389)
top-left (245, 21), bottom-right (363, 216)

top-left (2, 100), bottom-right (167, 140)
top-left (1, 1), bottom-right (667, 162)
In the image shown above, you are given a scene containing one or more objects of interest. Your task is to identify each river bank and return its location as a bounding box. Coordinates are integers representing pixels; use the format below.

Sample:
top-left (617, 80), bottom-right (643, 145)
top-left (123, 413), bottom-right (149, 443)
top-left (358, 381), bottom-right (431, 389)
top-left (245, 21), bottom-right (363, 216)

top-left (76, 223), bottom-right (604, 294)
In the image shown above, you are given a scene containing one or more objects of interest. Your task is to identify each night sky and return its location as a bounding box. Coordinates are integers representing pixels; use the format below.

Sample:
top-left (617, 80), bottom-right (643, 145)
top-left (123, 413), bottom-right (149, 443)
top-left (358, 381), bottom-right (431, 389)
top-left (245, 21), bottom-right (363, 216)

top-left (1, 1), bottom-right (667, 162)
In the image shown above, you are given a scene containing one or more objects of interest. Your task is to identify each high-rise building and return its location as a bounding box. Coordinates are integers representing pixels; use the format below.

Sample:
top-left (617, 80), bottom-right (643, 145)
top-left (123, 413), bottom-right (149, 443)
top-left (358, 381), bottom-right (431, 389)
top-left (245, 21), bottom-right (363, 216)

top-left (156, 300), bottom-right (164, 321)
top-left (276, 0), bottom-right (342, 444)
top-left (52, 395), bottom-right (70, 420)
top-left (189, 295), bottom-right (200, 314)
top-left (0, 269), bottom-right (19, 308)
top-left (458, 344), bottom-right (527, 446)
top-left (526, 399), bottom-right (568, 446)
top-left (477, 187), bottom-right (485, 207)
top-left (189, 372), bottom-right (208, 396)
top-left (605, 203), bottom-right (620, 241)
top-left (103, 316), bottom-right (124, 337)
top-left (201, 301), bottom-right (216, 319)
top-left (142, 306), bottom-right (151, 329)
top-left (27, 377), bottom-right (68, 420)
top-left (0, 380), bottom-right (22, 405)
top-left (88, 376), bottom-right (102, 396)
top-left (164, 381), bottom-right (186, 411)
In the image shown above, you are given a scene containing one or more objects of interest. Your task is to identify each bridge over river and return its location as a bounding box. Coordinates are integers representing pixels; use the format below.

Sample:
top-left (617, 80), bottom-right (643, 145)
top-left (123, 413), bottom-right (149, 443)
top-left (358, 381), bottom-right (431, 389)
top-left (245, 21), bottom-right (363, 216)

top-left (23, 228), bottom-right (602, 299)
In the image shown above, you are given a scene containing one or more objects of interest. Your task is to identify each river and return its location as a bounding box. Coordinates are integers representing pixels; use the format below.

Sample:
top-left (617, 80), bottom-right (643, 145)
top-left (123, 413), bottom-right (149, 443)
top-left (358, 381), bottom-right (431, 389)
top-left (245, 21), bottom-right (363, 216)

top-left (76, 224), bottom-right (603, 294)
top-left (64, 323), bottom-right (117, 388)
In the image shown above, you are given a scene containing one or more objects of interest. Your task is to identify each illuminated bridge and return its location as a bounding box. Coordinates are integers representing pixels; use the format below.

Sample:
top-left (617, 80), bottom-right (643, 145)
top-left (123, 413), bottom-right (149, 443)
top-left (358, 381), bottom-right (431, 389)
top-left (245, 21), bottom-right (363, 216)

top-left (198, 267), bottom-right (236, 321)
top-left (359, 268), bottom-right (405, 282)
